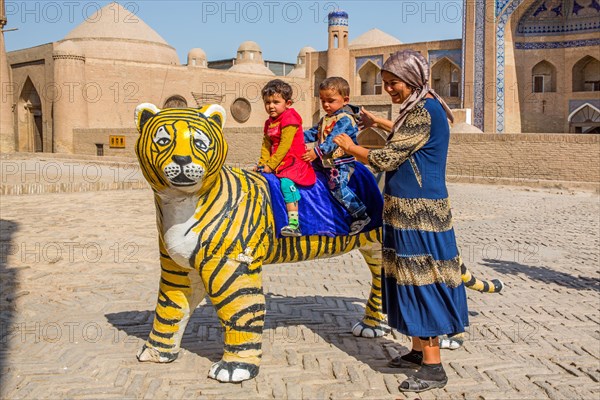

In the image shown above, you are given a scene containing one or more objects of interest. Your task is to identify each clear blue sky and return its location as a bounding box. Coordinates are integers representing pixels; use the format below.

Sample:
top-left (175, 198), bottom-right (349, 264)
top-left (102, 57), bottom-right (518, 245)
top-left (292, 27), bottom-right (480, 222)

top-left (4, 1), bottom-right (464, 64)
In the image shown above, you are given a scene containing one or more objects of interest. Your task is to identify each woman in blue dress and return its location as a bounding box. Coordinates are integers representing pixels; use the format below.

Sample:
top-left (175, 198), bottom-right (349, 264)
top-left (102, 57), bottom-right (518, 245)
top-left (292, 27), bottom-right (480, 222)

top-left (333, 50), bottom-right (469, 393)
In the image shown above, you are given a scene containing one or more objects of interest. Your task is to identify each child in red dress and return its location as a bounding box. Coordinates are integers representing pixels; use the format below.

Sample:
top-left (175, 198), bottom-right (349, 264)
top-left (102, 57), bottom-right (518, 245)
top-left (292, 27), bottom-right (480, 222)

top-left (257, 79), bottom-right (316, 237)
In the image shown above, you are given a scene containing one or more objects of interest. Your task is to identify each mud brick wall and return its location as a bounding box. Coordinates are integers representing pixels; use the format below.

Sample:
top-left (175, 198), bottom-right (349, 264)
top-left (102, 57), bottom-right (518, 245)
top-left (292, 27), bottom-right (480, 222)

top-left (448, 133), bottom-right (600, 185)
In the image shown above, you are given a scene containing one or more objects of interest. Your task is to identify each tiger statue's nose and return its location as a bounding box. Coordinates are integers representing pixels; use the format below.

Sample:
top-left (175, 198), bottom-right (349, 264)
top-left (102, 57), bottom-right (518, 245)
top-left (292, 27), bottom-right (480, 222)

top-left (172, 155), bottom-right (192, 166)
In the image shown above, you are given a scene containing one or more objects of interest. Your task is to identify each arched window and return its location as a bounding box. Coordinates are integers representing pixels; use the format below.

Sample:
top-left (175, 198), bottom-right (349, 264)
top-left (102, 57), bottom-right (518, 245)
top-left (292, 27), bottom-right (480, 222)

top-left (431, 58), bottom-right (461, 98)
top-left (532, 60), bottom-right (557, 93)
top-left (572, 56), bottom-right (600, 92)
top-left (358, 61), bottom-right (381, 95)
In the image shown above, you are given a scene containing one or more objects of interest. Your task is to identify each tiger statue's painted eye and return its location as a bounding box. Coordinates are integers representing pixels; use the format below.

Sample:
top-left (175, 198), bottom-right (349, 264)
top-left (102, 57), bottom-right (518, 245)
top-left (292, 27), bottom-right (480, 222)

top-left (193, 129), bottom-right (210, 151)
top-left (153, 126), bottom-right (171, 146)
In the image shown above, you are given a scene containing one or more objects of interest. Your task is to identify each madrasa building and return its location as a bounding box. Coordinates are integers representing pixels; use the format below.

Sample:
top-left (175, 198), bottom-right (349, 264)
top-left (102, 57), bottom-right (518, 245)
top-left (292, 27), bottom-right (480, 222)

top-left (0, 0), bottom-right (598, 157)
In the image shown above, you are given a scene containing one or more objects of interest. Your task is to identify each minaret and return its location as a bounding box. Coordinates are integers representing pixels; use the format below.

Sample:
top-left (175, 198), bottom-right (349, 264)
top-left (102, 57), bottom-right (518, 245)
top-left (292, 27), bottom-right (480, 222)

top-left (326, 10), bottom-right (350, 81)
top-left (0, 0), bottom-right (16, 152)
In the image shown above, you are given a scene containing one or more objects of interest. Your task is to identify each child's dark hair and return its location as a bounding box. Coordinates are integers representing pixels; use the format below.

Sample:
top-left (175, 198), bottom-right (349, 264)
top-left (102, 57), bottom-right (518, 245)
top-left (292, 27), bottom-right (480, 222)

top-left (261, 79), bottom-right (293, 102)
top-left (319, 77), bottom-right (350, 97)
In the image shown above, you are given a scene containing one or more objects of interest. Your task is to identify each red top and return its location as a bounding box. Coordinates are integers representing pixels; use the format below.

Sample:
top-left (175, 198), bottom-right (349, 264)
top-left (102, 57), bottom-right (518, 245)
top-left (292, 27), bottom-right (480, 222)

top-left (263, 108), bottom-right (316, 186)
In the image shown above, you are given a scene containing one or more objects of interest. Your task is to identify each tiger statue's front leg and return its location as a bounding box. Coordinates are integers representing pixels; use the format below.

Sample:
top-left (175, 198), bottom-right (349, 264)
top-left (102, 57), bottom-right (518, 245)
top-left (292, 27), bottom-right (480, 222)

top-left (137, 247), bottom-right (206, 363)
top-left (201, 253), bottom-right (266, 383)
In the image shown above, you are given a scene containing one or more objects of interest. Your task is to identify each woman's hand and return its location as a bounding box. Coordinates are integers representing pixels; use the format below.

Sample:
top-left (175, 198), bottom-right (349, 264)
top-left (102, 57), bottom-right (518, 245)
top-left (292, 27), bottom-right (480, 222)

top-left (333, 134), bottom-right (355, 152)
top-left (262, 165), bottom-right (273, 173)
top-left (302, 150), bottom-right (317, 162)
top-left (360, 106), bottom-right (393, 132)
top-left (359, 106), bottom-right (376, 129)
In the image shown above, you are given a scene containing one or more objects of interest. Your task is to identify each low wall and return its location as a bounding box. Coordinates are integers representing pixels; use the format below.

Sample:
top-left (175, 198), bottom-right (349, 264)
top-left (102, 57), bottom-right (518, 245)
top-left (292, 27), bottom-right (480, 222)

top-left (447, 133), bottom-right (599, 188)
top-left (2, 132), bottom-right (598, 195)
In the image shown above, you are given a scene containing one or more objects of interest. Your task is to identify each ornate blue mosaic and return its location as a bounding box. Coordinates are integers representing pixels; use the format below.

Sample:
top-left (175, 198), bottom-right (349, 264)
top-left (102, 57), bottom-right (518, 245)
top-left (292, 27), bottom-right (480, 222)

top-left (474, 0), bottom-right (487, 130)
top-left (355, 55), bottom-right (383, 73)
top-left (496, 0), bottom-right (526, 133)
top-left (569, 99), bottom-right (600, 113)
top-left (328, 10), bottom-right (348, 26)
top-left (428, 49), bottom-right (462, 69)
top-left (496, 0), bottom-right (513, 15)
top-left (461, 0), bottom-right (467, 109)
top-left (517, 0), bottom-right (600, 36)
top-left (515, 38), bottom-right (600, 48)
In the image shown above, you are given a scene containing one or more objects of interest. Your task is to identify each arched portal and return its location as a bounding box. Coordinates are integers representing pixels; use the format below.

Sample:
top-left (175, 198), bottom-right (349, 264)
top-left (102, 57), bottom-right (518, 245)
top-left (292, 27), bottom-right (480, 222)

top-left (18, 77), bottom-right (43, 152)
top-left (568, 103), bottom-right (600, 133)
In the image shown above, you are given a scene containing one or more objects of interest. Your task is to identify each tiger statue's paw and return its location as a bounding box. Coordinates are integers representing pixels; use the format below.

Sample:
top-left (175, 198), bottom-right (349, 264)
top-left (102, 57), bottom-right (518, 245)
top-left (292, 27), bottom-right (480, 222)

top-left (208, 360), bottom-right (259, 383)
top-left (352, 321), bottom-right (390, 338)
top-left (136, 344), bottom-right (179, 363)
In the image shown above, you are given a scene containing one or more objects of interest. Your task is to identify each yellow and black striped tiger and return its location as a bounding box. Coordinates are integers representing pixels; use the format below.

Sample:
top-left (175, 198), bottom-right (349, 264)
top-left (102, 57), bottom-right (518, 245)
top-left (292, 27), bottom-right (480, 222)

top-left (133, 103), bottom-right (502, 383)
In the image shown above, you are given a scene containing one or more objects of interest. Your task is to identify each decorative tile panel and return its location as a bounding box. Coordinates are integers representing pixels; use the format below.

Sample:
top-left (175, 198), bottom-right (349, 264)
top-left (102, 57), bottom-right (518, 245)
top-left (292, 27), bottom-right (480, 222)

top-left (496, 0), bottom-right (525, 133)
top-left (517, 0), bottom-right (600, 36)
top-left (355, 55), bottom-right (383, 73)
top-left (496, 0), bottom-right (513, 15)
top-left (515, 38), bottom-right (600, 48)
top-left (428, 49), bottom-right (463, 68)
top-left (474, 0), bottom-right (486, 130)
top-left (569, 99), bottom-right (600, 113)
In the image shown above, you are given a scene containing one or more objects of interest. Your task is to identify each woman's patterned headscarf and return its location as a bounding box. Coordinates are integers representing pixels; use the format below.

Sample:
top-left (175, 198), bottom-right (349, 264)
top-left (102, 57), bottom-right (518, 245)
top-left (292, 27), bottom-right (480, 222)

top-left (381, 50), bottom-right (454, 136)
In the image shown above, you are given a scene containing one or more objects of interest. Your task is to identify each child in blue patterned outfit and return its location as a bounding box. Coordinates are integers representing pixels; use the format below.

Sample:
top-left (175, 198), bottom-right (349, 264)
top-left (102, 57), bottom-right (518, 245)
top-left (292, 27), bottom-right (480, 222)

top-left (302, 77), bottom-right (370, 235)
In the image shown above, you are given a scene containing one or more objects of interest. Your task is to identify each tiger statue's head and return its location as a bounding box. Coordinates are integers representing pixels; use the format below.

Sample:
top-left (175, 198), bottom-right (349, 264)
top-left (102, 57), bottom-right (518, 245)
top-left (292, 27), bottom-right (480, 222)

top-left (134, 103), bottom-right (227, 194)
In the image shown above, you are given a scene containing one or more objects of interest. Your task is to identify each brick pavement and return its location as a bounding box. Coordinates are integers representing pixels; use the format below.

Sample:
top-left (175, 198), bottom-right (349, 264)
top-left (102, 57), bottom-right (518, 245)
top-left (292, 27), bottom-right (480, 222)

top-left (0, 183), bottom-right (598, 399)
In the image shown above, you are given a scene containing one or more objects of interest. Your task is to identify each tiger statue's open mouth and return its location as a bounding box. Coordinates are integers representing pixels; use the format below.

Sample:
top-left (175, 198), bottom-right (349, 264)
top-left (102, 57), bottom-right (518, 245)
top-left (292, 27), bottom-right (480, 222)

top-left (163, 155), bottom-right (205, 186)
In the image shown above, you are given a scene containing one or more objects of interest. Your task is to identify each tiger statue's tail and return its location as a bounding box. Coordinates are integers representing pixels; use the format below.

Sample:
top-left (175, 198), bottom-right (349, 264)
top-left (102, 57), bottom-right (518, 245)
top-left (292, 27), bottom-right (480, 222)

top-left (461, 263), bottom-right (504, 293)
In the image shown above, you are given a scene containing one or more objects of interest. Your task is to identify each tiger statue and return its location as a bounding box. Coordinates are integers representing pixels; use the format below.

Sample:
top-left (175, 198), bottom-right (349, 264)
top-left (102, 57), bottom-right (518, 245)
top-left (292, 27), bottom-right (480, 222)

top-left (133, 103), bottom-right (503, 383)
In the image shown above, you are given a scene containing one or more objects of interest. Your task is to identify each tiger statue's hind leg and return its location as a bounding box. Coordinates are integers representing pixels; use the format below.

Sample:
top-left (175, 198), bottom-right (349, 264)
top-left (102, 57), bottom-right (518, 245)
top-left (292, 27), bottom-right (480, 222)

top-left (352, 233), bottom-right (390, 337)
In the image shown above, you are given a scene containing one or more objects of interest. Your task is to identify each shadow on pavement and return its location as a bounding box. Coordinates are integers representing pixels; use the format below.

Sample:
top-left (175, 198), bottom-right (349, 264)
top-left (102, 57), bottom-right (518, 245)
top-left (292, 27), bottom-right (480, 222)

top-left (0, 219), bottom-right (20, 393)
top-left (106, 293), bottom-right (410, 373)
top-left (481, 258), bottom-right (599, 292)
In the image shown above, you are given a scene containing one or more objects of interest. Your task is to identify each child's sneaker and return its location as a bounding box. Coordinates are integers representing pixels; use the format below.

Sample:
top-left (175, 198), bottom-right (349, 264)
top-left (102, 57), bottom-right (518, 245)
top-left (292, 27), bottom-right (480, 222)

top-left (349, 216), bottom-right (371, 236)
top-left (281, 225), bottom-right (302, 237)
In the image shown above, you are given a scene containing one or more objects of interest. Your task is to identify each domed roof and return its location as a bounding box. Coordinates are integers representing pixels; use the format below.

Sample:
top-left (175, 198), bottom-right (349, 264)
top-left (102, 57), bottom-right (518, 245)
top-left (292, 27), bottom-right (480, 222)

top-left (61, 2), bottom-right (178, 64)
top-left (238, 41), bottom-right (262, 53)
top-left (188, 48), bottom-right (206, 58)
top-left (53, 40), bottom-right (83, 57)
top-left (187, 48), bottom-right (207, 67)
top-left (298, 46), bottom-right (316, 56)
top-left (288, 46), bottom-right (315, 78)
top-left (349, 29), bottom-right (402, 49)
top-left (234, 41), bottom-right (265, 66)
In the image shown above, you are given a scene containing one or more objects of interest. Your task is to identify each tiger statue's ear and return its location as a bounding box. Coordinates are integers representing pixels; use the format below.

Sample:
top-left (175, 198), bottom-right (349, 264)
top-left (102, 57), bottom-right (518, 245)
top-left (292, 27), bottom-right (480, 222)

top-left (199, 104), bottom-right (226, 128)
top-left (135, 103), bottom-right (161, 133)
